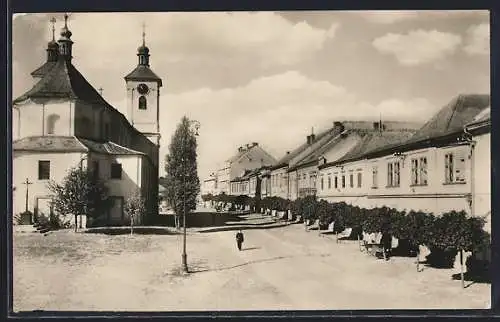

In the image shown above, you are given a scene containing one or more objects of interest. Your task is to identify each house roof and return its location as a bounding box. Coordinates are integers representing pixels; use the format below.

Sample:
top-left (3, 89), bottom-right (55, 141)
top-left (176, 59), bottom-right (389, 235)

top-left (13, 136), bottom-right (88, 152)
top-left (290, 121), bottom-right (420, 171)
top-left (467, 106), bottom-right (491, 126)
top-left (322, 130), bottom-right (416, 167)
top-left (325, 94), bottom-right (490, 166)
top-left (124, 65), bottom-right (163, 86)
top-left (226, 144), bottom-right (277, 165)
top-left (405, 94), bottom-right (490, 144)
top-left (78, 138), bottom-right (145, 156)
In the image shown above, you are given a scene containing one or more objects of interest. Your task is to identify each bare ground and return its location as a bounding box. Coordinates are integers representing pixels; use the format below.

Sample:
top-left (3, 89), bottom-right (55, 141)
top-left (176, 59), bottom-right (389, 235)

top-left (13, 220), bottom-right (490, 311)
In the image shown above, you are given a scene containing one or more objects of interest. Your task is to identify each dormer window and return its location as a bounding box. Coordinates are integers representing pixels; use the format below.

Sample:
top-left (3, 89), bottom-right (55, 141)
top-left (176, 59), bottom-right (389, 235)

top-left (139, 96), bottom-right (147, 110)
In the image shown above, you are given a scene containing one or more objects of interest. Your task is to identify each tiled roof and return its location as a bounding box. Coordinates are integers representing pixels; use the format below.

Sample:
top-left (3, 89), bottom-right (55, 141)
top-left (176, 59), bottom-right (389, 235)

top-left (406, 94), bottom-right (490, 144)
top-left (467, 106), bottom-right (490, 126)
top-left (78, 138), bottom-right (144, 156)
top-left (124, 65), bottom-right (163, 86)
top-left (290, 121), bottom-right (420, 170)
top-left (14, 59), bottom-right (110, 105)
top-left (333, 131), bottom-right (416, 165)
top-left (13, 136), bottom-right (88, 152)
top-left (30, 61), bottom-right (57, 78)
top-left (273, 127), bottom-right (334, 168)
top-left (328, 94), bottom-right (490, 165)
top-left (226, 145), bottom-right (277, 165)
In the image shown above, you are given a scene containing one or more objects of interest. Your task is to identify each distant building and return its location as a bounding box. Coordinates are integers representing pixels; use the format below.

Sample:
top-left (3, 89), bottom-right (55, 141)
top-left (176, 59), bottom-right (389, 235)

top-left (201, 173), bottom-right (217, 196)
top-left (12, 16), bottom-right (161, 226)
top-left (212, 142), bottom-right (276, 195)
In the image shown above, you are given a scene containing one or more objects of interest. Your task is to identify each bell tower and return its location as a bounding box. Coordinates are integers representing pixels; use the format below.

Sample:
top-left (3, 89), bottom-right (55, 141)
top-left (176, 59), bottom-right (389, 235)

top-left (124, 23), bottom-right (163, 147)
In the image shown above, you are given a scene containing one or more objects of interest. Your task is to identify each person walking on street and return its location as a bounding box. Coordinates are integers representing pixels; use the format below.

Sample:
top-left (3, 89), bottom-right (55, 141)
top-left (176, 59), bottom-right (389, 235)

top-left (236, 230), bottom-right (244, 251)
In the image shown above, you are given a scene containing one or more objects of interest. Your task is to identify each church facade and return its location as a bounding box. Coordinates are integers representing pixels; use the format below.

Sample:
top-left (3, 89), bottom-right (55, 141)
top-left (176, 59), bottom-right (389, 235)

top-left (12, 15), bottom-right (162, 226)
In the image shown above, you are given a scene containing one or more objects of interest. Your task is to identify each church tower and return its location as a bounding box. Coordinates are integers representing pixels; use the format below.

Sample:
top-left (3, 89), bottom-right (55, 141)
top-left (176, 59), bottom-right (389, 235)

top-left (124, 24), bottom-right (163, 147)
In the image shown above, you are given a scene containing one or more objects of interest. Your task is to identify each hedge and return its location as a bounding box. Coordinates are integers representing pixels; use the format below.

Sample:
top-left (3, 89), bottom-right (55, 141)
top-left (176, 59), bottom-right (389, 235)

top-left (202, 193), bottom-right (490, 254)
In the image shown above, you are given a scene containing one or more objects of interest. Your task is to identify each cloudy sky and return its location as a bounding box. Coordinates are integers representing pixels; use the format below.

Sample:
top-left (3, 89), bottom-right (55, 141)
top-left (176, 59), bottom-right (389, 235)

top-left (12, 11), bottom-right (490, 179)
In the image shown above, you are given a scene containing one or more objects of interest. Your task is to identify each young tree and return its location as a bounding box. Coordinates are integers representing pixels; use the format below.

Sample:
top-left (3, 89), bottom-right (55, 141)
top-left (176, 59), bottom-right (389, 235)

top-left (164, 116), bottom-right (201, 225)
top-left (48, 166), bottom-right (110, 232)
top-left (125, 189), bottom-right (146, 235)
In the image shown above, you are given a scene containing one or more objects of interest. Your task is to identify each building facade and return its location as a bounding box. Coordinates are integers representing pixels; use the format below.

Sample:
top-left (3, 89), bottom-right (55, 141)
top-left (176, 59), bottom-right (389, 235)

top-left (209, 142), bottom-right (276, 195)
top-left (12, 16), bottom-right (162, 226)
top-left (317, 94), bottom-right (490, 216)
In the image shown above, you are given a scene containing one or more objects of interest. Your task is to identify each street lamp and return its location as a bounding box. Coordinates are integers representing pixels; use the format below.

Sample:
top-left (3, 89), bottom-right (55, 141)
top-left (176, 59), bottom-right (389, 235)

top-left (181, 119), bottom-right (201, 273)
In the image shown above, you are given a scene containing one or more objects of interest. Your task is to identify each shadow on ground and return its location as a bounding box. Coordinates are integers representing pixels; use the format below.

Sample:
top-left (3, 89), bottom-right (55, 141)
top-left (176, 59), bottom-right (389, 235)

top-left (85, 226), bottom-right (181, 235)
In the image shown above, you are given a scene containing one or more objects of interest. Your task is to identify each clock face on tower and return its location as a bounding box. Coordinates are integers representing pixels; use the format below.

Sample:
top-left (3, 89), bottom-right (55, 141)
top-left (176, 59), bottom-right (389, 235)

top-left (137, 83), bottom-right (149, 95)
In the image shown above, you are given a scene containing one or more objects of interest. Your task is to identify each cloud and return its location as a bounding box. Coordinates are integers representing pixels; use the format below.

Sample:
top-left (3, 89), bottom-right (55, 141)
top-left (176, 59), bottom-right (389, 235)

top-left (463, 23), bottom-right (489, 55)
top-left (372, 29), bottom-right (462, 66)
top-left (59, 12), bottom-right (337, 67)
top-left (121, 71), bottom-right (436, 178)
top-left (358, 10), bottom-right (489, 24)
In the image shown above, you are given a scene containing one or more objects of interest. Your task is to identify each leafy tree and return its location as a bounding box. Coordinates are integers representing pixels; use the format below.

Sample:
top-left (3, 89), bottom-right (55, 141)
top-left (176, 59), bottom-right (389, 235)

top-left (164, 116), bottom-right (201, 222)
top-left (124, 189), bottom-right (146, 235)
top-left (48, 166), bottom-right (111, 231)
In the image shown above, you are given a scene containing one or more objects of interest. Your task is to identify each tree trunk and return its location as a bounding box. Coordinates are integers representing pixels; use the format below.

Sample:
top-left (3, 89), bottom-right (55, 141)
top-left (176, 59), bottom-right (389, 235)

top-left (130, 214), bottom-right (134, 235)
top-left (74, 215), bottom-right (78, 232)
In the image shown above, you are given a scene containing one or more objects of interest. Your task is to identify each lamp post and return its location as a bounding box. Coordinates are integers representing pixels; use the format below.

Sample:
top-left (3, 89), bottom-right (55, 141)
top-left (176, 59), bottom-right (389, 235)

top-left (181, 119), bottom-right (200, 274)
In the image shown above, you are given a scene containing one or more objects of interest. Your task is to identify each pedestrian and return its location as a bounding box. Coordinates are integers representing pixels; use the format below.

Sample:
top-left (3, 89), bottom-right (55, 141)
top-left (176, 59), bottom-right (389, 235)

top-left (381, 217), bottom-right (392, 260)
top-left (235, 229), bottom-right (244, 251)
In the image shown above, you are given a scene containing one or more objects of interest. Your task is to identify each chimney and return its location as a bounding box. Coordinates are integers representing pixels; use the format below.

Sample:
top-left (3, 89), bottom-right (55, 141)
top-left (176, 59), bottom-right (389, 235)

top-left (246, 144), bottom-right (250, 149)
top-left (238, 146), bottom-right (243, 153)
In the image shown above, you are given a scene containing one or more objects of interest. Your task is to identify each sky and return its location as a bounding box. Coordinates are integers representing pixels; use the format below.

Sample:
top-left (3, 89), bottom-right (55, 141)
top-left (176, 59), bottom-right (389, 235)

top-left (12, 11), bottom-right (490, 179)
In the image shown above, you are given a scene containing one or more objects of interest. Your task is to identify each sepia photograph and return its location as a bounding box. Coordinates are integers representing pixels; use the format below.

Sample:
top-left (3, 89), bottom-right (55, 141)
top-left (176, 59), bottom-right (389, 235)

top-left (11, 10), bottom-right (491, 312)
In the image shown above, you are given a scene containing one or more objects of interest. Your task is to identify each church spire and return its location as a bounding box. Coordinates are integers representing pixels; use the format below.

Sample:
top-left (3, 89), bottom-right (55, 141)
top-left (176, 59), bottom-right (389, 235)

top-left (137, 22), bottom-right (150, 67)
top-left (58, 13), bottom-right (74, 62)
top-left (46, 17), bottom-right (59, 62)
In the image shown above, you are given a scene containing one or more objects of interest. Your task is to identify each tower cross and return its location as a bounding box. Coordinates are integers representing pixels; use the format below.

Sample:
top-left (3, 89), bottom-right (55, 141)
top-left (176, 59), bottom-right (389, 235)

top-left (22, 178), bottom-right (33, 213)
top-left (142, 22), bottom-right (146, 46)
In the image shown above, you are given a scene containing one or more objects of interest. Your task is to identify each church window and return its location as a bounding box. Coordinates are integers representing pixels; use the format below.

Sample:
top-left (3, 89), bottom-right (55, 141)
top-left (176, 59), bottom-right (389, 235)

top-left (111, 163), bottom-right (122, 179)
top-left (38, 161), bottom-right (50, 180)
top-left (46, 114), bottom-right (60, 135)
top-left (139, 96), bottom-right (147, 110)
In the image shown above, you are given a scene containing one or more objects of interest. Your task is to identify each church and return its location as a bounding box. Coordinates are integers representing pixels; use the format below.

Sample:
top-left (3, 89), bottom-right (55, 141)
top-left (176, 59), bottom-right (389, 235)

top-left (12, 15), bottom-right (162, 227)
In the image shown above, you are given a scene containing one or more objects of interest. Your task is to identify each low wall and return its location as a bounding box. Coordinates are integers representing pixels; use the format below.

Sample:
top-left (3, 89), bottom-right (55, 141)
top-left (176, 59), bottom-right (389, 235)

top-left (152, 211), bottom-right (245, 228)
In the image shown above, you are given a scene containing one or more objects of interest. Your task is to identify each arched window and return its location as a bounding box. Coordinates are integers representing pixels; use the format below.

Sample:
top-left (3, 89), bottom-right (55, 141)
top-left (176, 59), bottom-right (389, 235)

top-left (46, 114), bottom-right (60, 135)
top-left (138, 96), bottom-right (147, 110)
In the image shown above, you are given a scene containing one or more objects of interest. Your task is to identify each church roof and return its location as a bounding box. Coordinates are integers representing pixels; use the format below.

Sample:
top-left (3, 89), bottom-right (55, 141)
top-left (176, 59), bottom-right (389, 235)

top-left (14, 59), bottom-right (110, 105)
top-left (124, 65), bottom-right (163, 86)
top-left (77, 138), bottom-right (145, 156)
top-left (13, 136), bottom-right (88, 153)
top-left (30, 61), bottom-right (57, 78)
top-left (13, 135), bottom-right (145, 156)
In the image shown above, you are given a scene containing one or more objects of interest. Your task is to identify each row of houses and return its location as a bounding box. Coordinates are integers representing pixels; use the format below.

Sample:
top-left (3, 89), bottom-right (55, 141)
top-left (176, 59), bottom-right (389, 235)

top-left (202, 94), bottom-right (491, 234)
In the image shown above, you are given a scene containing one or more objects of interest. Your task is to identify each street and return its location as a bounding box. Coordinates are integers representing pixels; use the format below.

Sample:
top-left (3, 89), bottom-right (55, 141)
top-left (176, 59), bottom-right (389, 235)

top-left (13, 216), bottom-right (490, 311)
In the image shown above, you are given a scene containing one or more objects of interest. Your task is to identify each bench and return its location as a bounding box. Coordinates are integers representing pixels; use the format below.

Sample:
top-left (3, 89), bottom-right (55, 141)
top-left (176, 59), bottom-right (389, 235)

top-left (336, 227), bottom-right (352, 243)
